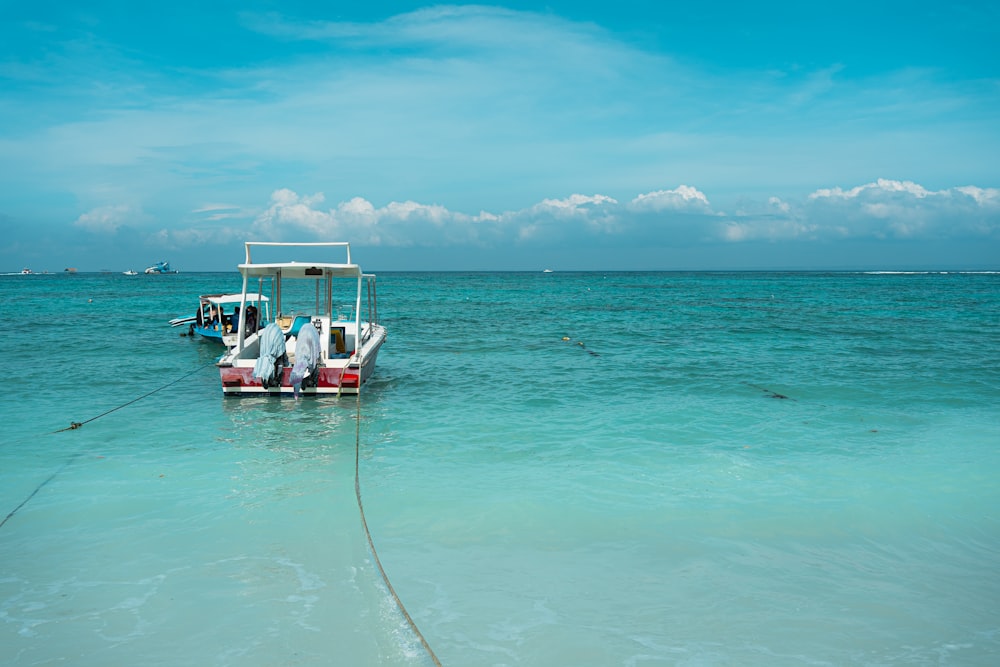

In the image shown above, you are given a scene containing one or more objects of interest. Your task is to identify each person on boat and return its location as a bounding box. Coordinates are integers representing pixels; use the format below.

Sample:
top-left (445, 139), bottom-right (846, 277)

top-left (231, 306), bottom-right (240, 333)
top-left (244, 305), bottom-right (258, 335)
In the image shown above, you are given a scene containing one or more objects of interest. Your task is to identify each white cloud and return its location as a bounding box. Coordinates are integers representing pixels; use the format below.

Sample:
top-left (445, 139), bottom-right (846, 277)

top-left (73, 178), bottom-right (999, 259)
top-left (529, 194), bottom-right (618, 216)
top-left (956, 186), bottom-right (1000, 206)
top-left (802, 178), bottom-right (1000, 240)
top-left (768, 196), bottom-right (790, 213)
top-left (708, 178), bottom-right (999, 244)
top-left (252, 188), bottom-right (332, 237)
top-left (251, 189), bottom-right (485, 247)
top-left (192, 203), bottom-right (252, 222)
top-left (236, 178), bottom-right (1000, 250)
top-left (628, 185), bottom-right (711, 212)
top-left (809, 178), bottom-right (932, 200)
top-left (73, 204), bottom-right (137, 233)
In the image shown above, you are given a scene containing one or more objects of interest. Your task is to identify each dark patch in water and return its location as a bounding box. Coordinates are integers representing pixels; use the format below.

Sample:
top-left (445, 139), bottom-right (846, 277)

top-left (746, 383), bottom-right (795, 401)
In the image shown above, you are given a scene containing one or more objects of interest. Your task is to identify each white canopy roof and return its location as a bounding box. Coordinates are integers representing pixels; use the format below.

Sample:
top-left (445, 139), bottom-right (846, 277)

top-left (200, 293), bottom-right (269, 304)
top-left (238, 262), bottom-right (362, 279)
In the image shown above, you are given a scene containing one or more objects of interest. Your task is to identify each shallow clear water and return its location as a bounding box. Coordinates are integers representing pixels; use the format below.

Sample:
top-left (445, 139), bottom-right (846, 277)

top-left (2, 270), bottom-right (999, 665)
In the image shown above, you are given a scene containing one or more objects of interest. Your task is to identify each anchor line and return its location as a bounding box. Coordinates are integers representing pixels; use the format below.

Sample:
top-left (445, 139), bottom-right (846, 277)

top-left (1, 361), bottom-right (217, 531)
top-left (353, 390), bottom-right (443, 666)
top-left (0, 460), bottom-right (75, 529)
top-left (743, 382), bottom-right (797, 401)
top-left (54, 360), bottom-right (218, 432)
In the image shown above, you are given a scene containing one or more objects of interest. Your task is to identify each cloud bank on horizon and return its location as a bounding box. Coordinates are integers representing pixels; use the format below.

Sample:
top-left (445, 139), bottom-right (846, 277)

top-left (115, 178), bottom-right (998, 251)
top-left (2, 2), bottom-right (999, 270)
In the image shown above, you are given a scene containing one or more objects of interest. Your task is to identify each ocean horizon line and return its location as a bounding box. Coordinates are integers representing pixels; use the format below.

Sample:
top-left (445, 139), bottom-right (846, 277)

top-left (6, 268), bottom-right (1000, 276)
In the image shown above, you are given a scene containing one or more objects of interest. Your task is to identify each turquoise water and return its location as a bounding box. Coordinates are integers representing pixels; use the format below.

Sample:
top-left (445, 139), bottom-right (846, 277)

top-left (2, 270), bottom-right (999, 666)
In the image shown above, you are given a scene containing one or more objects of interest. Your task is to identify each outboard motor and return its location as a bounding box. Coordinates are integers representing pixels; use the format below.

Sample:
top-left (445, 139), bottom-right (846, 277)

top-left (253, 322), bottom-right (287, 388)
top-left (290, 322), bottom-right (321, 397)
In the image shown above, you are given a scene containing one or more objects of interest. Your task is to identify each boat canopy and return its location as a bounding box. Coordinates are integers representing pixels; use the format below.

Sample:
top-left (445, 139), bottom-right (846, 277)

top-left (201, 293), bottom-right (269, 305)
top-left (237, 262), bottom-right (362, 279)
top-left (237, 241), bottom-right (362, 279)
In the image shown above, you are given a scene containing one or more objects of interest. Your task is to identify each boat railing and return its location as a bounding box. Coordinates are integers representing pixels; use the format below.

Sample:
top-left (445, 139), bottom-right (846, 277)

top-left (364, 273), bottom-right (378, 327)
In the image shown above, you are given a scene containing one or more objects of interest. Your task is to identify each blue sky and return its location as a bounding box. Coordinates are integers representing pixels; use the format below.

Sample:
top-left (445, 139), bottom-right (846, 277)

top-left (2, 1), bottom-right (998, 271)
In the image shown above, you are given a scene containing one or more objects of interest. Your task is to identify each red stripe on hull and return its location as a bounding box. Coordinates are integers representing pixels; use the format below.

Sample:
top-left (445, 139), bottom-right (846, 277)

top-left (219, 366), bottom-right (361, 395)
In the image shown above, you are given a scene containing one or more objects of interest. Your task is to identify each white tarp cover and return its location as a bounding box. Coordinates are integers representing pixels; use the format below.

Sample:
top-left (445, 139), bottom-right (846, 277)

top-left (253, 322), bottom-right (287, 386)
top-left (290, 322), bottom-right (321, 395)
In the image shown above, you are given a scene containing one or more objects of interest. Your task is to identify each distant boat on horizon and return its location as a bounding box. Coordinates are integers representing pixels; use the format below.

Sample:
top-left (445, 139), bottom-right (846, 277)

top-left (144, 261), bottom-right (179, 274)
top-left (543, 268), bottom-right (554, 273)
top-left (123, 269), bottom-right (138, 276)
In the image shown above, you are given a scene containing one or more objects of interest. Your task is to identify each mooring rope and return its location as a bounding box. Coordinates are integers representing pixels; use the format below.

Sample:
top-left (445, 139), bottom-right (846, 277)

top-left (0, 361), bottom-right (217, 530)
top-left (53, 360), bottom-right (219, 433)
top-left (8, 362), bottom-right (442, 666)
top-left (0, 456), bottom-right (78, 529)
top-left (353, 390), bottom-right (443, 666)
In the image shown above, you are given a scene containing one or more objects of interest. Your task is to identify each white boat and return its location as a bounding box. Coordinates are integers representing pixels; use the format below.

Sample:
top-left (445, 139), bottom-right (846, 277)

top-left (21, 268), bottom-right (32, 275)
top-left (123, 269), bottom-right (138, 276)
top-left (216, 241), bottom-right (387, 397)
top-left (170, 292), bottom-right (271, 348)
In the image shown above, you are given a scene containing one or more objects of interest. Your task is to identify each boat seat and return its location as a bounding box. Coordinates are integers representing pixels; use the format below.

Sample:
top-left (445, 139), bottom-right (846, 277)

top-left (331, 327), bottom-right (346, 354)
top-left (288, 315), bottom-right (312, 338)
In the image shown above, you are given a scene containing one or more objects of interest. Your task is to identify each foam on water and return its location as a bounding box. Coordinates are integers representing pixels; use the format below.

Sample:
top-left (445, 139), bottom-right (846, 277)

top-left (1, 271), bottom-right (998, 665)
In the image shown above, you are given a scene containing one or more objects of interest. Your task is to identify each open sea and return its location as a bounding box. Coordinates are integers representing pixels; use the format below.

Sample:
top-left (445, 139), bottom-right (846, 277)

top-left (1, 269), bottom-right (999, 666)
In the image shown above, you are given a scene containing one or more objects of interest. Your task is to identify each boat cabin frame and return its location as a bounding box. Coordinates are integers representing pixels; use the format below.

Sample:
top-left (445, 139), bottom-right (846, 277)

top-left (218, 241), bottom-right (385, 396)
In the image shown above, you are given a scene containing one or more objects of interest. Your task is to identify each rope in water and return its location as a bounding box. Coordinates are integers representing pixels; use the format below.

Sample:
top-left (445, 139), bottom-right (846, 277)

top-left (353, 390), bottom-right (443, 666)
top-left (9, 361), bottom-right (443, 665)
top-left (0, 459), bottom-right (75, 529)
top-left (53, 360), bottom-right (219, 432)
top-left (2, 361), bottom-right (218, 529)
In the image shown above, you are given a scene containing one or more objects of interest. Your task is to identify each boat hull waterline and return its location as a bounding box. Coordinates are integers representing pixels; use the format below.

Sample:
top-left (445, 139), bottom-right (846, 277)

top-left (218, 345), bottom-right (382, 396)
